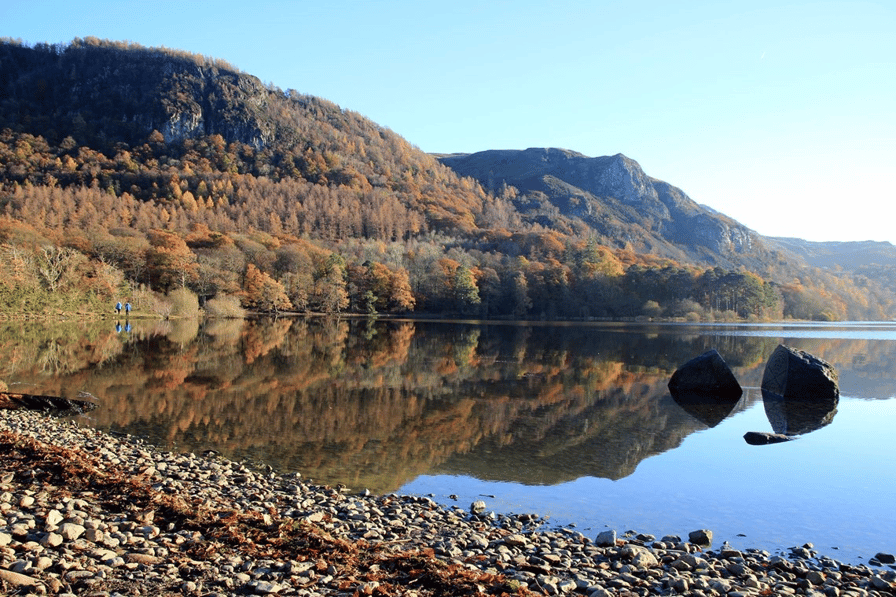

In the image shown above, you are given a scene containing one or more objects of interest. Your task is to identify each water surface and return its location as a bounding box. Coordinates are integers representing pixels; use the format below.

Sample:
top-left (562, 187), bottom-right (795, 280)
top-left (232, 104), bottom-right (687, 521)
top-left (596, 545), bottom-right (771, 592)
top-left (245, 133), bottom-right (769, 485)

top-left (2, 318), bottom-right (894, 563)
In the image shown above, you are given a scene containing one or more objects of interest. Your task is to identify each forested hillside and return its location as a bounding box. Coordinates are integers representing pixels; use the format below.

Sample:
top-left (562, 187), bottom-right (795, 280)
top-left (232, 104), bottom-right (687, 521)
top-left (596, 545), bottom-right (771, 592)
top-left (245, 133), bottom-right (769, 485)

top-left (1, 38), bottom-right (893, 321)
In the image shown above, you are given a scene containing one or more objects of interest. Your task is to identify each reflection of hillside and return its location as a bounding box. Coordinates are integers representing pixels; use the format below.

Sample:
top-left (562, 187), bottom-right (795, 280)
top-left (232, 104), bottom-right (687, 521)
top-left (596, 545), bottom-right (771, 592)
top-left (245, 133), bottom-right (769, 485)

top-left (438, 381), bottom-right (759, 484)
top-left (2, 321), bottom-right (895, 493)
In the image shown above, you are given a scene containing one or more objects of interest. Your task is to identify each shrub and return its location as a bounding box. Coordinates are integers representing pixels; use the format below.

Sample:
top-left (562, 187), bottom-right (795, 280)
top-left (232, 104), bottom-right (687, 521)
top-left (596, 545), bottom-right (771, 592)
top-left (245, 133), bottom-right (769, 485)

top-left (168, 287), bottom-right (200, 318)
top-left (204, 294), bottom-right (246, 319)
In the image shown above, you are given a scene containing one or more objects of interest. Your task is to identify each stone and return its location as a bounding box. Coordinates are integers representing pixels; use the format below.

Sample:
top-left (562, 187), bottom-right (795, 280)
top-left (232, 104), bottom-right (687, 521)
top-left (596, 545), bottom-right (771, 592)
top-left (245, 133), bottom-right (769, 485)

top-left (595, 529), bottom-right (616, 547)
top-left (689, 529), bottom-right (713, 546)
top-left (0, 568), bottom-right (39, 587)
top-left (0, 531), bottom-right (11, 546)
top-left (45, 509), bottom-right (64, 527)
top-left (40, 532), bottom-right (63, 547)
top-left (873, 552), bottom-right (896, 564)
top-left (470, 500), bottom-right (487, 514)
top-left (762, 345), bottom-right (839, 402)
top-left (744, 431), bottom-right (794, 445)
top-left (504, 533), bottom-right (528, 547)
top-left (669, 577), bottom-right (689, 592)
top-left (629, 549), bottom-right (658, 568)
top-left (126, 552), bottom-right (161, 565)
top-left (254, 580), bottom-right (281, 594)
top-left (668, 349), bottom-right (742, 400)
top-left (59, 522), bottom-right (85, 540)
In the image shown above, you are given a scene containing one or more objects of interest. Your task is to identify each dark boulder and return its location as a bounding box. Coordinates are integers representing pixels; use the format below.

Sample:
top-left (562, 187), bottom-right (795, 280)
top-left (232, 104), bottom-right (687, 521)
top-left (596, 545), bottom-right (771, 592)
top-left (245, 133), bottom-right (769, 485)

top-left (668, 349), bottom-right (742, 400)
top-left (744, 431), bottom-right (794, 445)
top-left (761, 345), bottom-right (839, 402)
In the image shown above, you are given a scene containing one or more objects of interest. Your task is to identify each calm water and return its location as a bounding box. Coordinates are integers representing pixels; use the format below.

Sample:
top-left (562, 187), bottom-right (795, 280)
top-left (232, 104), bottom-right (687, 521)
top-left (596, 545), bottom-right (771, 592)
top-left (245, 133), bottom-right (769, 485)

top-left (2, 318), bottom-right (895, 564)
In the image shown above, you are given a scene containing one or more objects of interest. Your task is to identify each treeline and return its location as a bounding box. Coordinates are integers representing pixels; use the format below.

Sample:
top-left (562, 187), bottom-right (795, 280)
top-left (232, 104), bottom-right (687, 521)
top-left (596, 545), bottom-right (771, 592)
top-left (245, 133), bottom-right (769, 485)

top-left (2, 181), bottom-right (890, 321)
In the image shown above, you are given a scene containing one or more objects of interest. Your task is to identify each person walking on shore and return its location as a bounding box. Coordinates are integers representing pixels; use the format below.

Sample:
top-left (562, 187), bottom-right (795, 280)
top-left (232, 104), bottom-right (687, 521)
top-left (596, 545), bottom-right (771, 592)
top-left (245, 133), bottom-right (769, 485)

top-left (115, 301), bottom-right (122, 315)
top-left (125, 301), bottom-right (131, 316)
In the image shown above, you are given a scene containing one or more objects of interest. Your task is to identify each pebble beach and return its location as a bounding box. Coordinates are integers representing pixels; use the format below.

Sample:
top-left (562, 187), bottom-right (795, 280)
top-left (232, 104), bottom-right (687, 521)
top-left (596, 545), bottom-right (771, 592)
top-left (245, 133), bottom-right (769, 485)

top-left (1, 409), bottom-right (895, 596)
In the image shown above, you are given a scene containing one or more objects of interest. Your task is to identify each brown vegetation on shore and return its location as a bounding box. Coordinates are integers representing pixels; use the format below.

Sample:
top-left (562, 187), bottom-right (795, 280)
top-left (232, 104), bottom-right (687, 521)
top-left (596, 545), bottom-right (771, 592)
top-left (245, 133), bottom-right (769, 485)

top-left (0, 424), bottom-right (517, 596)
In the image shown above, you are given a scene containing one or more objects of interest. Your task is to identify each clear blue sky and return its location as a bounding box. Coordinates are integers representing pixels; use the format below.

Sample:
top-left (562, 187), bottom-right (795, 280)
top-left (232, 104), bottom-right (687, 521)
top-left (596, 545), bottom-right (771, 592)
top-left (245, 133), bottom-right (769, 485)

top-left (4, 1), bottom-right (895, 244)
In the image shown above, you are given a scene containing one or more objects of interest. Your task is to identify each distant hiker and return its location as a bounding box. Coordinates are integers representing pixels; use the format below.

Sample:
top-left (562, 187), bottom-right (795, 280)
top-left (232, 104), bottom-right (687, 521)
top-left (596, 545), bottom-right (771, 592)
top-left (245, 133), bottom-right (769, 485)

top-left (115, 301), bottom-right (122, 315)
top-left (125, 302), bottom-right (131, 315)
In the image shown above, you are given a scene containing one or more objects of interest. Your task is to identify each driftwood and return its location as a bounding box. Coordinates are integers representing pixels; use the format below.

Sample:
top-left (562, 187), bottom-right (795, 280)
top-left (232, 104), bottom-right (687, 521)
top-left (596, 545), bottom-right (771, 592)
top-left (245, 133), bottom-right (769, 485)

top-left (0, 392), bottom-right (98, 415)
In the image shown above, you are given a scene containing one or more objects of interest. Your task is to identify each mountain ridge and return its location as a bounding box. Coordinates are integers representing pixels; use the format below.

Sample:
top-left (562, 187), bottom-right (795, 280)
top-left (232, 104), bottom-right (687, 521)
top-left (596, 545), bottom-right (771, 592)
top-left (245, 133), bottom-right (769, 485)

top-left (437, 148), bottom-right (774, 271)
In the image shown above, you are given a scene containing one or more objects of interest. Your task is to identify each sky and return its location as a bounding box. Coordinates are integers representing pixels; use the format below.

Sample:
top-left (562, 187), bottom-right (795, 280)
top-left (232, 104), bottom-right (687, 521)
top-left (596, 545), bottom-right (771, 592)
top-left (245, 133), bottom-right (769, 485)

top-left (3, 0), bottom-right (895, 244)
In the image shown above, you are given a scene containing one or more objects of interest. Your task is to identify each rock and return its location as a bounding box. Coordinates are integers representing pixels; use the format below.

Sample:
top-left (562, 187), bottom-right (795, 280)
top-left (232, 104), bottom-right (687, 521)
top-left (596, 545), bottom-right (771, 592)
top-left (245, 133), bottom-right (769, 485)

top-left (689, 529), bottom-right (712, 546)
top-left (470, 500), bottom-right (487, 514)
top-left (0, 568), bottom-right (39, 587)
top-left (873, 552), bottom-right (896, 564)
top-left (744, 431), bottom-right (794, 445)
top-left (45, 509), bottom-right (64, 527)
top-left (0, 531), bottom-right (11, 546)
top-left (807, 570), bottom-right (826, 584)
top-left (504, 533), bottom-right (528, 547)
top-left (58, 522), bottom-right (85, 540)
top-left (126, 552), bottom-right (161, 565)
top-left (762, 345), bottom-right (839, 402)
top-left (621, 544), bottom-right (658, 567)
top-left (668, 349), bottom-right (742, 400)
top-left (595, 529), bottom-right (616, 547)
top-left (40, 532), bottom-right (63, 547)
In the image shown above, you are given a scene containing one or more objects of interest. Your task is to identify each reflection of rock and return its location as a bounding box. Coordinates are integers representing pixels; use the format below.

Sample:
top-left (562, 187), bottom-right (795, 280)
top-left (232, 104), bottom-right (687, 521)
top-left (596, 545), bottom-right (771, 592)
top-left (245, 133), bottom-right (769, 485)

top-left (762, 390), bottom-right (838, 435)
top-left (671, 391), bottom-right (741, 427)
top-left (761, 345), bottom-right (839, 401)
top-left (744, 431), bottom-right (793, 445)
top-left (668, 349), bottom-right (742, 399)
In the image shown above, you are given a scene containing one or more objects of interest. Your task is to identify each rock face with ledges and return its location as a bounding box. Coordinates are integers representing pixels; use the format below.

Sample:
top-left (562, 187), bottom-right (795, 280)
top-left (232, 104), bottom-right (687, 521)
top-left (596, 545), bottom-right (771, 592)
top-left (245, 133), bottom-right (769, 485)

top-left (439, 148), bottom-right (773, 269)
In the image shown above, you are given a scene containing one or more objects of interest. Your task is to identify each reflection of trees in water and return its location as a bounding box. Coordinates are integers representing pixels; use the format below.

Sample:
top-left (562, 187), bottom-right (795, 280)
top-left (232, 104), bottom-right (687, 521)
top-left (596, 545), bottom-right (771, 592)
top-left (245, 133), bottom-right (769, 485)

top-left (1, 320), bottom-right (894, 492)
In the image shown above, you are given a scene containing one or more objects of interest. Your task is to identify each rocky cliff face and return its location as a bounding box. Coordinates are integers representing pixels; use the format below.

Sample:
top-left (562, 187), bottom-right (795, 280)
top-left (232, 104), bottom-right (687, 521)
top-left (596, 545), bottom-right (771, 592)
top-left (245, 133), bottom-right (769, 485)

top-left (439, 148), bottom-right (769, 268)
top-left (0, 40), bottom-right (278, 150)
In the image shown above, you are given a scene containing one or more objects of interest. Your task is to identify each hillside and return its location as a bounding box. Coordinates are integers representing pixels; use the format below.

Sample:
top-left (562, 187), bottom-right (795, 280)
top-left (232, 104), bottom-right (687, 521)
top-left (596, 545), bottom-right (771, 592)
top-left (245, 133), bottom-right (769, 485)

top-left (0, 37), bottom-right (893, 321)
top-left (768, 238), bottom-right (896, 271)
top-left (437, 148), bottom-right (778, 270)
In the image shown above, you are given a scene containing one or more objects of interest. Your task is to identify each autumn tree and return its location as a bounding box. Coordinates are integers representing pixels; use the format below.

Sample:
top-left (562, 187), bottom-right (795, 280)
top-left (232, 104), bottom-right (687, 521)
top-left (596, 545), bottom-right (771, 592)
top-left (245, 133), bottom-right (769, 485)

top-left (145, 229), bottom-right (199, 291)
top-left (242, 263), bottom-right (291, 313)
top-left (453, 265), bottom-right (481, 315)
top-left (311, 254), bottom-right (349, 314)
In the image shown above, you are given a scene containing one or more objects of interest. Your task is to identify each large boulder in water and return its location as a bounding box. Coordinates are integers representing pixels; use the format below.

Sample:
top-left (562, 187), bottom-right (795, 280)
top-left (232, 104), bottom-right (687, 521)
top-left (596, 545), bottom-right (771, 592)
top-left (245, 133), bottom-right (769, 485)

top-left (762, 345), bottom-right (839, 402)
top-left (668, 349), bottom-right (742, 400)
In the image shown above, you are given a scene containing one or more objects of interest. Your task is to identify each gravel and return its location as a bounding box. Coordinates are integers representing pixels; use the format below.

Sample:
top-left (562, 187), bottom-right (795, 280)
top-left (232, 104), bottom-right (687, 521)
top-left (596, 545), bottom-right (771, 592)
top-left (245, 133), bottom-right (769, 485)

top-left (2, 409), bottom-right (895, 596)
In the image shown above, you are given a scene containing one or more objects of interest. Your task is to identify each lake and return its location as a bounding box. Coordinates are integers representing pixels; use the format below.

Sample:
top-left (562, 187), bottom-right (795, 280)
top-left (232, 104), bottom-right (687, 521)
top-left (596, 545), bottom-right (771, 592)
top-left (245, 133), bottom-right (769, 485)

top-left (2, 317), bottom-right (894, 564)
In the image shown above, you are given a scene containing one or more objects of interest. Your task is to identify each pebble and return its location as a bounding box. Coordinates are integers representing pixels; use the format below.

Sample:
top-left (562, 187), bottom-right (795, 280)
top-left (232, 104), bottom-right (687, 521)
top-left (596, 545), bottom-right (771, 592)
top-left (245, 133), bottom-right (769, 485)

top-left (2, 409), bottom-right (895, 596)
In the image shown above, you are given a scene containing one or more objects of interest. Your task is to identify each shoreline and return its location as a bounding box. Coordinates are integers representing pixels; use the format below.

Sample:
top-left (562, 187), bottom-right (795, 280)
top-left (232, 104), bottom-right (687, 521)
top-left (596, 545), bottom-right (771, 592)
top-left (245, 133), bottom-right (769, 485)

top-left (2, 409), bottom-right (895, 596)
